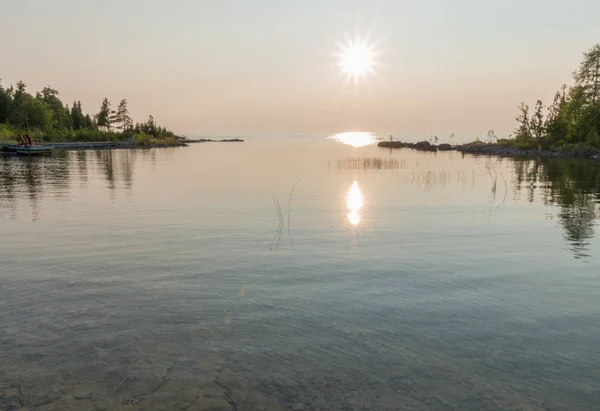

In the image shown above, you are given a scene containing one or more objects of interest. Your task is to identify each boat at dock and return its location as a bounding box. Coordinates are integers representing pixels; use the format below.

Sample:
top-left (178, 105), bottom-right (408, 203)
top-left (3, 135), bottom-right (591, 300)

top-left (16, 145), bottom-right (53, 155)
top-left (0, 135), bottom-right (53, 156)
top-left (1, 144), bottom-right (53, 156)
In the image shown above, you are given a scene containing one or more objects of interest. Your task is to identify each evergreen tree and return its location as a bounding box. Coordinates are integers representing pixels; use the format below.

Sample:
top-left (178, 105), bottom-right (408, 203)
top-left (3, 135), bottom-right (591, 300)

top-left (96, 98), bottom-right (111, 131)
top-left (109, 109), bottom-right (118, 130)
top-left (77, 101), bottom-right (85, 129)
top-left (11, 81), bottom-right (30, 128)
top-left (142, 114), bottom-right (157, 136)
top-left (0, 80), bottom-right (13, 124)
top-left (71, 100), bottom-right (85, 130)
top-left (115, 99), bottom-right (133, 131)
top-left (574, 44), bottom-right (600, 105)
top-left (84, 114), bottom-right (94, 130)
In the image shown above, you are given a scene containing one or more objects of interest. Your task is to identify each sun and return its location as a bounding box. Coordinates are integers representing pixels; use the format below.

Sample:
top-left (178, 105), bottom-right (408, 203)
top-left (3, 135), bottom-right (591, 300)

top-left (336, 35), bottom-right (377, 80)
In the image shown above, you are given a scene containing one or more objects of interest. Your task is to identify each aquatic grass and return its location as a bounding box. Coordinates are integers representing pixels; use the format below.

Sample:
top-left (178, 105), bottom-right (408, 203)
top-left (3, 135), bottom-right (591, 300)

top-left (269, 189), bottom-right (284, 251)
top-left (390, 165), bottom-right (508, 198)
top-left (484, 160), bottom-right (508, 206)
top-left (336, 157), bottom-right (404, 170)
top-left (396, 169), bottom-right (455, 188)
top-left (268, 178), bottom-right (302, 250)
top-left (486, 161), bottom-right (498, 201)
top-left (287, 178), bottom-right (301, 247)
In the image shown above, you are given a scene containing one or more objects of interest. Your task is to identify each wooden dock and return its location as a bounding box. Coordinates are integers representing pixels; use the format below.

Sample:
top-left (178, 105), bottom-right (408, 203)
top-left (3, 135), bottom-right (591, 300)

top-left (48, 142), bottom-right (119, 149)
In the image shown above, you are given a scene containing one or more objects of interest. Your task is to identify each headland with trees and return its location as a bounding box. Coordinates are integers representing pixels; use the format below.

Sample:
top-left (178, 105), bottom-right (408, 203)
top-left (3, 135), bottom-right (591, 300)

top-left (380, 43), bottom-right (600, 158)
top-left (0, 80), bottom-right (181, 147)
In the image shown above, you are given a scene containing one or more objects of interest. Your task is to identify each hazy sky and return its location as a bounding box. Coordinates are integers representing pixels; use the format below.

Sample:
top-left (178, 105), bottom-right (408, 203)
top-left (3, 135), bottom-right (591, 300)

top-left (2, 0), bottom-right (600, 137)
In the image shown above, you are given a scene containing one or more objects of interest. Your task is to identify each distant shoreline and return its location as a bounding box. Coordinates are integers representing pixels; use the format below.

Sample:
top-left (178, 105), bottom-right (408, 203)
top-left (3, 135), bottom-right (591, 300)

top-left (378, 140), bottom-right (600, 159)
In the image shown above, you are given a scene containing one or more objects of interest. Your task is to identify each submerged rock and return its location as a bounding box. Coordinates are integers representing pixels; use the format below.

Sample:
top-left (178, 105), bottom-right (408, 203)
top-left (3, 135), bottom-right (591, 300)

top-left (0, 384), bottom-right (24, 410)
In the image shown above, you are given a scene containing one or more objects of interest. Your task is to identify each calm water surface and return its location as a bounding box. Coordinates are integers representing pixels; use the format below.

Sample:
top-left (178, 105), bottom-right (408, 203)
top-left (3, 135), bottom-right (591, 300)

top-left (1, 136), bottom-right (600, 410)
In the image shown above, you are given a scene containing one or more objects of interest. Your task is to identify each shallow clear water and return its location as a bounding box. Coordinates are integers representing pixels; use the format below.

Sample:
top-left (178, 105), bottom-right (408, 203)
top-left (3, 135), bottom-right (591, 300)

top-left (1, 136), bottom-right (600, 410)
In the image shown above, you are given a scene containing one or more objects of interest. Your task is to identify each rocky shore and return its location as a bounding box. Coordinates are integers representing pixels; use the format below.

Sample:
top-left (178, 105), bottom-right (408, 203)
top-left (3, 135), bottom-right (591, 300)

top-left (378, 140), bottom-right (600, 159)
top-left (378, 140), bottom-right (452, 152)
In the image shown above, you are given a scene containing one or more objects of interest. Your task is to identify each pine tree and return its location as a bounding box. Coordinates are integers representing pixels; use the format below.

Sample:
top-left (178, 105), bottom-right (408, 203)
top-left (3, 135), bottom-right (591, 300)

top-left (84, 114), bottom-right (94, 130)
top-left (109, 109), bottom-right (117, 130)
top-left (71, 100), bottom-right (85, 129)
top-left (115, 99), bottom-right (133, 131)
top-left (96, 98), bottom-right (111, 131)
top-left (11, 81), bottom-right (30, 128)
top-left (142, 115), bottom-right (157, 136)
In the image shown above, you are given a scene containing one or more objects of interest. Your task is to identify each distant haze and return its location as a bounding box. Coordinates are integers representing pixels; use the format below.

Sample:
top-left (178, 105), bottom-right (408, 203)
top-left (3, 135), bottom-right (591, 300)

top-left (2, 0), bottom-right (599, 137)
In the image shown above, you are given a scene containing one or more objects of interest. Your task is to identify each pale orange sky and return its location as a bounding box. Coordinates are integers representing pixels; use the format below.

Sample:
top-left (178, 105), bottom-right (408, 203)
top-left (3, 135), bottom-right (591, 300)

top-left (1, 0), bottom-right (599, 137)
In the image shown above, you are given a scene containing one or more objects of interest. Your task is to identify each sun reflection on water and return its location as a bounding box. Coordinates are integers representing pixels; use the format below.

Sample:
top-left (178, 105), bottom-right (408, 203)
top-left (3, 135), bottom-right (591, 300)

top-left (330, 132), bottom-right (377, 147)
top-left (346, 181), bottom-right (364, 225)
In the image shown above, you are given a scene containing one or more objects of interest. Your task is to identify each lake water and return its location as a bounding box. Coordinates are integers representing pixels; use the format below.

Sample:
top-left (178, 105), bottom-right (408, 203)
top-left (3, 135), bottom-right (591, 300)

top-left (1, 134), bottom-right (600, 411)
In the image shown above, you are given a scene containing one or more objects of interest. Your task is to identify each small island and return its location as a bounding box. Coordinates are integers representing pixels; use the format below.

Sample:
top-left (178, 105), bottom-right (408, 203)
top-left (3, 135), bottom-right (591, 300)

top-left (380, 43), bottom-right (600, 159)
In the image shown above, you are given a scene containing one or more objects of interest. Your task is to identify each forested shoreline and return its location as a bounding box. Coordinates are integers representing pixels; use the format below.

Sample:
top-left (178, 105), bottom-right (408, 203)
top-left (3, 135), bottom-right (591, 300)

top-left (0, 81), bottom-right (179, 146)
top-left (5, 43), bottom-right (600, 153)
top-left (510, 43), bottom-right (600, 152)
top-left (378, 43), bottom-right (600, 157)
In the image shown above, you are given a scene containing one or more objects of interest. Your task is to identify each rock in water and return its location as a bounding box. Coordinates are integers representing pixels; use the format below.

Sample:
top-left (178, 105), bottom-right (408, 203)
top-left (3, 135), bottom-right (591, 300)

top-left (377, 141), bottom-right (407, 148)
top-left (414, 141), bottom-right (437, 151)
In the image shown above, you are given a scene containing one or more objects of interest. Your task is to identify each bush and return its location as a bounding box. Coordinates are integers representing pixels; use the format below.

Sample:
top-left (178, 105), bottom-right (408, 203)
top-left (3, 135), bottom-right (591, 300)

top-left (551, 141), bottom-right (597, 153)
top-left (0, 123), bottom-right (17, 143)
top-left (587, 127), bottom-right (600, 148)
top-left (510, 139), bottom-right (537, 150)
top-left (41, 129), bottom-right (124, 143)
top-left (496, 138), bottom-right (513, 146)
top-left (135, 133), bottom-right (179, 147)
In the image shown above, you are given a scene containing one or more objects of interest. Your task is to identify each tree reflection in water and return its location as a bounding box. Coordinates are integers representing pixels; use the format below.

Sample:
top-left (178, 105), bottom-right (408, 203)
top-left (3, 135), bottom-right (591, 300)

top-left (1, 151), bottom-right (599, 259)
top-left (0, 149), bottom-right (139, 219)
top-left (512, 158), bottom-right (600, 259)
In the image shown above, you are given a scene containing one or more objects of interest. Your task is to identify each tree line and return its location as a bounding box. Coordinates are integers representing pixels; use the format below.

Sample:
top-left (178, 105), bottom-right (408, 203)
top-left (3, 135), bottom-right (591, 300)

top-left (514, 43), bottom-right (600, 150)
top-left (0, 80), bottom-right (175, 140)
